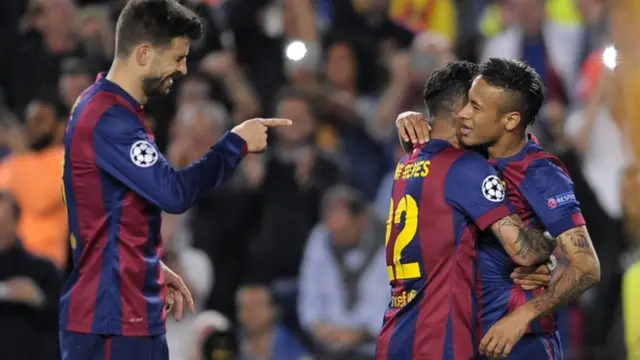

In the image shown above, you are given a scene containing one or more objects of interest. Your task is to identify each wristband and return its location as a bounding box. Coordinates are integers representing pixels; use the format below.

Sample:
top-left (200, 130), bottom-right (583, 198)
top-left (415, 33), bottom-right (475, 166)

top-left (0, 282), bottom-right (10, 299)
top-left (546, 255), bottom-right (557, 273)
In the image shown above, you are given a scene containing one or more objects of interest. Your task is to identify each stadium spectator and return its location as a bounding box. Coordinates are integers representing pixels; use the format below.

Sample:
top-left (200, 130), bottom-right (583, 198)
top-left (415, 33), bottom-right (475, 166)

top-left (236, 283), bottom-right (310, 360)
top-left (186, 310), bottom-right (237, 360)
top-left (0, 95), bottom-right (68, 268)
top-left (248, 88), bottom-right (341, 285)
top-left (298, 185), bottom-right (388, 360)
top-left (163, 224), bottom-right (215, 360)
top-left (481, 0), bottom-right (582, 145)
top-left (0, 191), bottom-right (61, 360)
top-left (167, 100), bottom-right (257, 322)
top-left (58, 57), bottom-right (93, 111)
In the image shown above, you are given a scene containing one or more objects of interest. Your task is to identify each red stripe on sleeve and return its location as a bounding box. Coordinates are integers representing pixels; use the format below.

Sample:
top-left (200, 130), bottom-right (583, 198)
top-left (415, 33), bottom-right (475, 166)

top-left (475, 204), bottom-right (513, 231)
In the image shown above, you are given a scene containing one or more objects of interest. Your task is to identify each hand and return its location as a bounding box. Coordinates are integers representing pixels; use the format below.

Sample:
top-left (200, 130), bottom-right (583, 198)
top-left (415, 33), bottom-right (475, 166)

top-left (479, 311), bottom-right (530, 359)
top-left (511, 263), bottom-right (553, 290)
top-left (163, 264), bottom-right (194, 321)
top-left (332, 328), bottom-right (366, 349)
top-left (396, 111), bottom-right (431, 147)
top-left (311, 322), bottom-right (335, 344)
top-left (7, 277), bottom-right (45, 308)
top-left (231, 118), bottom-right (292, 153)
top-left (200, 52), bottom-right (236, 77)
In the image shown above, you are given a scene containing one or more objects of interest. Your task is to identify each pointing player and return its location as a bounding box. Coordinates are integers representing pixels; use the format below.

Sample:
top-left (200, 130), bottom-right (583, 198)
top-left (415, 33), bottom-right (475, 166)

top-left (396, 58), bottom-right (600, 359)
top-left (376, 61), bottom-right (555, 360)
top-left (59, 1), bottom-right (290, 360)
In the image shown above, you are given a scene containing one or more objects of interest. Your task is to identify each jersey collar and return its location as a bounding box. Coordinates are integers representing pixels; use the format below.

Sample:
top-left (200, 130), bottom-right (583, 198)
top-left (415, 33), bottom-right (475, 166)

top-left (490, 133), bottom-right (542, 165)
top-left (94, 73), bottom-right (144, 112)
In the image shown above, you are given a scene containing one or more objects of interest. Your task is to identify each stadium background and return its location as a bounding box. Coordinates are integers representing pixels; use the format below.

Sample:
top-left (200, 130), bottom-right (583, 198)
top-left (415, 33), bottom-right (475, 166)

top-left (0, 0), bottom-right (638, 359)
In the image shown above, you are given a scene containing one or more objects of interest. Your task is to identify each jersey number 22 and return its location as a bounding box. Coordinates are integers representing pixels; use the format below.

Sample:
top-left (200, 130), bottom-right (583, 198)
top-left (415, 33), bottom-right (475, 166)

top-left (385, 194), bottom-right (421, 281)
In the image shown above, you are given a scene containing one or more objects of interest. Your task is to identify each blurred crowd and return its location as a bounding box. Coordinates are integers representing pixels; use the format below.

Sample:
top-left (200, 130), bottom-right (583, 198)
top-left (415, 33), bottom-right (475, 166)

top-left (0, 0), bottom-right (638, 359)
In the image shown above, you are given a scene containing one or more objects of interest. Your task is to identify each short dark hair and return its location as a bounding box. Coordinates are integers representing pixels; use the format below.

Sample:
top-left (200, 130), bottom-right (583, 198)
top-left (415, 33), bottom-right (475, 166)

top-left (478, 58), bottom-right (546, 128)
top-left (321, 185), bottom-right (367, 217)
top-left (115, 0), bottom-right (204, 57)
top-left (423, 61), bottom-right (479, 121)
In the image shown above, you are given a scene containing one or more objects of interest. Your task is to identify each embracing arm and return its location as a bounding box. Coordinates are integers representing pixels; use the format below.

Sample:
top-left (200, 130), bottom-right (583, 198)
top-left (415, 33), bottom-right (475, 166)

top-left (517, 226), bottom-right (600, 319)
top-left (489, 214), bottom-right (555, 267)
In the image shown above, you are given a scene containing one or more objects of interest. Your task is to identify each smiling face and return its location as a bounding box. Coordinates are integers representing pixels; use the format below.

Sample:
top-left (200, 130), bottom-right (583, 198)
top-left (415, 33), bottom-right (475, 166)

top-left (139, 37), bottom-right (190, 97)
top-left (457, 75), bottom-right (526, 148)
top-left (457, 76), bottom-right (509, 147)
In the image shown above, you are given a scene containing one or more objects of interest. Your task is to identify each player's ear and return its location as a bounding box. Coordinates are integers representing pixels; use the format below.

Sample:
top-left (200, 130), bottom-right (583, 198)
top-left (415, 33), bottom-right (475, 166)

top-left (503, 112), bottom-right (521, 131)
top-left (134, 43), bottom-right (152, 67)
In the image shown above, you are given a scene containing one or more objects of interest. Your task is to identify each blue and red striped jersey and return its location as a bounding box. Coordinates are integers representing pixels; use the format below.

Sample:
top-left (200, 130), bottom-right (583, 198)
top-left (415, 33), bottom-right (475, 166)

top-left (475, 135), bottom-right (586, 338)
top-left (376, 139), bottom-right (513, 360)
top-left (59, 74), bottom-right (247, 336)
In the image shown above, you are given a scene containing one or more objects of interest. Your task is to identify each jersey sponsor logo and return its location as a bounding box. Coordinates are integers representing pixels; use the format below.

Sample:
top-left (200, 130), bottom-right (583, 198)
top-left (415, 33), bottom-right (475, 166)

top-left (547, 192), bottom-right (577, 209)
top-left (391, 290), bottom-right (417, 308)
top-left (482, 175), bottom-right (505, 202)
top-left (130, 140), bottom-right (158, 168)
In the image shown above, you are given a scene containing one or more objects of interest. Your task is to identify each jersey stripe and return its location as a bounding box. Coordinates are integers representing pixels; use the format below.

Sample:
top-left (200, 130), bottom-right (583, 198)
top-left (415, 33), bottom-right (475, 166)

top-left (67, 94), bottom-right (114, 332)
top-left (118, 191), bottom-right (152, 335)
top-left (413, 148), bottom-right (462, 358)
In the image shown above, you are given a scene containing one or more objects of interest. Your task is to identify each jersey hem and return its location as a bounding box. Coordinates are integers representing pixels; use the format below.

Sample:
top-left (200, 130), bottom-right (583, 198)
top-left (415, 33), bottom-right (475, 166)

top-left (61, 322), bottom-right (167, 337)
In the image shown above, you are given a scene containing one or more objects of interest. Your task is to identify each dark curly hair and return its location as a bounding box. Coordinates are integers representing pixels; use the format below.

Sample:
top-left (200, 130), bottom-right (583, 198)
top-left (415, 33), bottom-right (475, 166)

top-left (423, 61), bottom-right (479, 121)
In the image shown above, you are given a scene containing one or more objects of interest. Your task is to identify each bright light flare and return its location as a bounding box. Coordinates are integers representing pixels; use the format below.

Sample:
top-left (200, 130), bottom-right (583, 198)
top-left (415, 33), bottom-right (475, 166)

top-left (603, 45), bottom-right (617, 70)
top-left (286, 41), bottom-right (307, 61)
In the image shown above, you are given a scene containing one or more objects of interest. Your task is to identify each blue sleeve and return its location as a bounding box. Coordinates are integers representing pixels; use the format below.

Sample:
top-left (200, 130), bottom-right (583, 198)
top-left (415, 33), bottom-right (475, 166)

top-left (445, 152), bottom-right (514, 230)
top-left (519, 158), bottom-right (586, 237)
top-left (93, 105), bottom-right (246, 214)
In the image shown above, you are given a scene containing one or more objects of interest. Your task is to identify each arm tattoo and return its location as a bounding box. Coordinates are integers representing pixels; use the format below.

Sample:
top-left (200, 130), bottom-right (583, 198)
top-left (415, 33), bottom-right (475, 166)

top-left (527, 227), bottom-right (599, 318)
top-left (494, 215), bottom-right (554, 264)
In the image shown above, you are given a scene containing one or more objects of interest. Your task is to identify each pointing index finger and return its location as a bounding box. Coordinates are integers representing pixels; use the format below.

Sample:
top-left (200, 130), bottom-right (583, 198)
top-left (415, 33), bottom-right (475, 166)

top-left (260, 118), bottom-right (292, 127)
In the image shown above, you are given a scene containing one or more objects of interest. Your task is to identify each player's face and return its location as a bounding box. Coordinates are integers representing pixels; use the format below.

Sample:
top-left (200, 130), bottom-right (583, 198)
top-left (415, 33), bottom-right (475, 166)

top-left (457, 76), bottom-right (507, 147)
top-left (141, 37), bottom-right (190, 97)
top-left (236, 287), bottom-right (275, 333)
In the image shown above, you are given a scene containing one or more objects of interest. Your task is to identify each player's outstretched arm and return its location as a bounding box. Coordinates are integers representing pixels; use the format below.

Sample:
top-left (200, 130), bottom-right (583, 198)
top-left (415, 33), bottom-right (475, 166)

top-left (489, 214), bottom-right (555, 267)
top-left (94, 106), bottom-right (289, 214)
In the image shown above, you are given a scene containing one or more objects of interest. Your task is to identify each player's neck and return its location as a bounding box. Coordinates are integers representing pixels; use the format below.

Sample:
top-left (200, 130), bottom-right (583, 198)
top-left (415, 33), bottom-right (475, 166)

top-left (430, 122), bottom-right (460, 148)
top-left (487, 133), bottom-right (527, 159)
top-left (106, 61), bottom-right (147, 105)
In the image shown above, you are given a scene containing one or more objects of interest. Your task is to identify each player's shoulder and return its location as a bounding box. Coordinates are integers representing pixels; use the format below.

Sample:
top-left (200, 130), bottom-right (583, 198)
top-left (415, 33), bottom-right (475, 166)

top-left (449, 149), bottom-right (493, 174)
top-left (73, 89), bottom-right (138, 132)
top-left (523, 148), bottom-right (572, 181)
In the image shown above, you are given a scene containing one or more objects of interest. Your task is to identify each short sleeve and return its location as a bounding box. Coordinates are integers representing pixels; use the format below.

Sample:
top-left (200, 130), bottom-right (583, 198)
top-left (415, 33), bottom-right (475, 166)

top-left (445, 152), bottom-right (514, 230)
top-left (519, 158), bottom-right (586, 237)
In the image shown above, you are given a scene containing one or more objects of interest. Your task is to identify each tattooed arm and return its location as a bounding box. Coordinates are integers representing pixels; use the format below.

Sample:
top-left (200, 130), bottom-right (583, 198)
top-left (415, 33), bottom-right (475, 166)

top-left (477, 225), bottom-right (599, 359)
top-left (489, 214), bottom-right (555, 267)
top-left (516, 226), bottom-right (600, 319)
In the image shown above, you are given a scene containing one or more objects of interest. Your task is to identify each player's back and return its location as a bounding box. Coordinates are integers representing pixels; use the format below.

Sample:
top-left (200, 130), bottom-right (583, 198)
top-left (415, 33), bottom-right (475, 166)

top-left (60, 75), bottom-right (165, 337)
top-left (476, 136), bottom-right (585, 341)
top-left (377, 139), bottom-right (513, 360)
